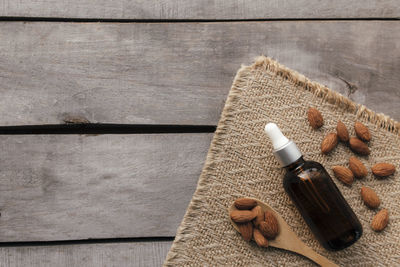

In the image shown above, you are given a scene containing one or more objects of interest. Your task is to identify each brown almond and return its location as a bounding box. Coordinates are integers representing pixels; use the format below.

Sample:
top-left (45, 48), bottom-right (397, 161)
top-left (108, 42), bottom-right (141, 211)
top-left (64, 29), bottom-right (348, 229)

top-left (336, 121), bottom-right (349, 142)
top-left (237, 222), bottom-right (253, 241)
top-left (371, 209), bottom-right (389, 232)
top-left (332, 166), bottom-right (354, 185)
top-left (349, 137), bottom-right (370, 155)
top-left (361, 186), bottom-right (380, 209)
top-left (307, 107), bottom-right (324, 129)
top-left (234, 198), bottom-right (257, 210)
top-left (259, 211), bottom-right (279, 239)
top-left (253, 228), bottom-right (269, 248)
top-left (355, 121), bottom-right (371, 142)
top-left (371, 163), bottom-right (396, 177)
top-left (321, 133), bottom-right (338, 154)
top-left (349, 157), bottom-right (368, 178)
top-left (252, 205), bottom-right (264, 227)
top-left (230, 210), bottom-right (256, 223)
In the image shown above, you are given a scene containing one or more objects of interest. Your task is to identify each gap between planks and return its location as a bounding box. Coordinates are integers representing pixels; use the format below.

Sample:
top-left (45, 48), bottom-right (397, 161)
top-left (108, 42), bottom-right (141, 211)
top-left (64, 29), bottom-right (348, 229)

top-left (0, 17), bottom-right (399, 23)
top-left (0, 236), bottom-right (174, 247)
top-left (0, 1), bottom-right (399, 20)
top-left (0, 240), bottom-right (173, 267)
top-left (0, 124), bottom-right (217, 135)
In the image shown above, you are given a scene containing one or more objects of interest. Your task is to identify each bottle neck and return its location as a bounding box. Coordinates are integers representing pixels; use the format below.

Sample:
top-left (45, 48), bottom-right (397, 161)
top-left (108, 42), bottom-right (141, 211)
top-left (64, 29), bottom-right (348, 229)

top-left (284, 156), bottom-right (306, 172)
top-left (272, 140), bottom-right (302, 167)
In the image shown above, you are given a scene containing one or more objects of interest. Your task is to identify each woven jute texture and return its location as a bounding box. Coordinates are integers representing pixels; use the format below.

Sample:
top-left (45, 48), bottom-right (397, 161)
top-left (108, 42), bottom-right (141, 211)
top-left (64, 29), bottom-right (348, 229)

top-left (164, 57), bottom-right (400, 266)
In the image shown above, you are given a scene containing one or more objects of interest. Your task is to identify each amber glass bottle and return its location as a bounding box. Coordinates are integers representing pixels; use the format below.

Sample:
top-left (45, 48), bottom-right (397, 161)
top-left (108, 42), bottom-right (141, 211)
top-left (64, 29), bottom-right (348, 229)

top-left (284, 157), bottom-right (362, 250)
top-left (265, 123), bottom-right (362, 251)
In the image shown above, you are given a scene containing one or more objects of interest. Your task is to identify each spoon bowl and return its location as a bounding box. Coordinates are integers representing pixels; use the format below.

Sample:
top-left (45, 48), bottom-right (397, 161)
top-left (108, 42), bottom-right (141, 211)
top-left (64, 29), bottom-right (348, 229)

top-left (229, 198), bottom-right (339, 267)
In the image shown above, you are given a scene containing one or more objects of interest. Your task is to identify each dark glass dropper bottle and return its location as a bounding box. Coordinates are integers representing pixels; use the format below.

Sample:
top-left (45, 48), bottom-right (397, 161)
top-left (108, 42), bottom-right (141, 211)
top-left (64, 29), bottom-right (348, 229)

top-left (265, 123), bottom-right (362, 251)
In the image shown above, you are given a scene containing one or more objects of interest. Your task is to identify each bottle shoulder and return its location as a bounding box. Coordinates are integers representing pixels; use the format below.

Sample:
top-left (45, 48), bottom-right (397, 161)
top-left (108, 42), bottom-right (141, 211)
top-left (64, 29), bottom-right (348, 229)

top-left (302, 160), bottom-right (325, 170)
top-left (283, 159), bottom-right (327, 182)
top-left (286, 159), bottom-right (326, 173)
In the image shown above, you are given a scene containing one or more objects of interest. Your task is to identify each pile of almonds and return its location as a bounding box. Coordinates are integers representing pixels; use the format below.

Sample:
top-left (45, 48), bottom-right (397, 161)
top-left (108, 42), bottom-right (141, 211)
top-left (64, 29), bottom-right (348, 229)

top-left (308, 107), bottom-right (396, 232)
top-left (230, 198), bottom-right (279, 247)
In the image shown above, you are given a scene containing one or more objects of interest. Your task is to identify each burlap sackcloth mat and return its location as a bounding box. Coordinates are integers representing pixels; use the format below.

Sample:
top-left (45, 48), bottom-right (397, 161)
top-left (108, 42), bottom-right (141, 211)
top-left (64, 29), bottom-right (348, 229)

top-left (164, 56), bottom-right (400, 266)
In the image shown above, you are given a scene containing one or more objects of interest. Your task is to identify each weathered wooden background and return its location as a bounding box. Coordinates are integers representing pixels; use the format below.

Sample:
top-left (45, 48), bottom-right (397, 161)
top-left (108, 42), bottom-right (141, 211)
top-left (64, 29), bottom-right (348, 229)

top-left (0, 1), bottom-right (399, 266)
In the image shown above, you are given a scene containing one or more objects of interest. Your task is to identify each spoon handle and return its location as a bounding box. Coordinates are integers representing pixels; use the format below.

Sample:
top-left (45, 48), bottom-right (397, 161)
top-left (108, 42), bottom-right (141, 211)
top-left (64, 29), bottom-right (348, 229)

top-left (290, 241), bottom-right (339, 267)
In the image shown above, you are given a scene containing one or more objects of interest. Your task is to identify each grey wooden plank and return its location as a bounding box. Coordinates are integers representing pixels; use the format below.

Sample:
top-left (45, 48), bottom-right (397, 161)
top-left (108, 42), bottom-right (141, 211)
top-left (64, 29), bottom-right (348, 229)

top-left (0, 241), bottom-right (172, 267)
top-left (0, 0), bottom-right (399, 19)
top-left (0, 133), bottom-right (212, 241)
top-left (0, 21), bottom-right (399, 126)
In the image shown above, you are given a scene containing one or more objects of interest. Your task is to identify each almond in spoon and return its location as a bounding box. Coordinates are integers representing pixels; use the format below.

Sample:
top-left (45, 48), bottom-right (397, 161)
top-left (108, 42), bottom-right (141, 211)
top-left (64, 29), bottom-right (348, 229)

top-left (259, 211), bottom-right (279, 239)
top-left (234, 198), bottom-right (257, 210)
top-left (253, 228), bottom-right (269, 248)
top-left (230, 210), bottom-right (256, 223)
top-left (238, 222), bottom-right (253, 241)
top-left (252, 205), bottom-right (264, 227)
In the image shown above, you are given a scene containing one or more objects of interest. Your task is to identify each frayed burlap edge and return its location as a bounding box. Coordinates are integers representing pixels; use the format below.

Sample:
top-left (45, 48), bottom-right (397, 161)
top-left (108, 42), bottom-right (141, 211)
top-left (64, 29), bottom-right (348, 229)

top-left (164, 56), bottom-right (400, 266)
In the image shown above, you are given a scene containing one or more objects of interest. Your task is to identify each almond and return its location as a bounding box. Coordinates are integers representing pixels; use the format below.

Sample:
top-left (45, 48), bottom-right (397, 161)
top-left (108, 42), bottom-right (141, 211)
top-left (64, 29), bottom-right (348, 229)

top-left (336, 121), bottom-right (349, 142)
top-left (371, 163), bottom-right (396, 177)
top-left (361, 186), bottom-right (380, 209)
top-left (259, 211), bottom-right (279, 239)
top-left (230, 210), bottom-right (256, 223)
top-left (307, 107), bottom-right (324, 129)
top-left (332, 166), bottom-right (354, 185)
top-left (253, 228), bottom-right (269, 248)
top-left (349, 157), bottom-right (367, 178)
top-left (354, 121), bottom-right (371, 142)
top-left (252, 205), bottom-right (264, 227)
top-left (371, 209), bottom-right (389, 232)
top-left (321, 133), bottom-right (338, 154)
top-left (234, 198), bottom-right (257, 210)
top-left (349, 137), bottom-right (370, 155)
top-left (238, 222), bottom-right (253, 241)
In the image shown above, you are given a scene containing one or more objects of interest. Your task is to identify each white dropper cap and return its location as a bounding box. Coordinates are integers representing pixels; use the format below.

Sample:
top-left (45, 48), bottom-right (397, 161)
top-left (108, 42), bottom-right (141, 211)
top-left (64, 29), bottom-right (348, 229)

top-left (264, 123), bottom-right (290, 150)
top-left (264, 123), bottom-right (302, 166)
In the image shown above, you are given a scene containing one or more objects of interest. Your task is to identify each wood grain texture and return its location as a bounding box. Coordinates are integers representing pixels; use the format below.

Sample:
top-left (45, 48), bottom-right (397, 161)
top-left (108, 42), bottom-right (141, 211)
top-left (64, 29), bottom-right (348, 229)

top-left (0, 241), bottom-right (171, 267)
top-left (0, 133), bottom-right (212, 241)
top-left (0, 21), bottom-right (399, 126)
top-left (0, 0), bottom-right (399, 19)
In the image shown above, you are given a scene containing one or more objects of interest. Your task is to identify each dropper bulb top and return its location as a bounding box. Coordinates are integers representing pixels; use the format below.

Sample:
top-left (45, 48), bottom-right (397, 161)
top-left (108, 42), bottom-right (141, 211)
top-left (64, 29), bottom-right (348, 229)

top-left (264, 123), bottom-right (289, 150)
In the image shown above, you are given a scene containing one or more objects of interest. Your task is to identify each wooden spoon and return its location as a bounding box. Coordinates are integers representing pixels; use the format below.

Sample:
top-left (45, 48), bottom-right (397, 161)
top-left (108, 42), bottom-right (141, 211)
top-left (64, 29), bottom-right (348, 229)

top-left (229, 198), bottom-right (339, 267)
